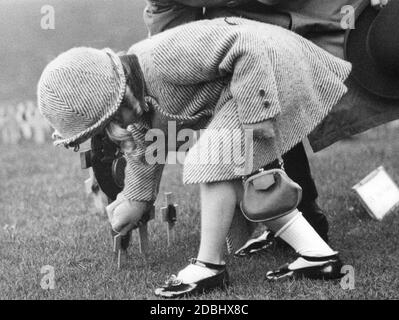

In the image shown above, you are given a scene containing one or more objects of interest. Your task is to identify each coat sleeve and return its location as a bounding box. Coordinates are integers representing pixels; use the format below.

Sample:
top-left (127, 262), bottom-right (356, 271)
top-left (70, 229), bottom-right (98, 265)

top-left (121, 154), bottom-right (165, 202)
top-left (152, 22), bottom-right (281, 125)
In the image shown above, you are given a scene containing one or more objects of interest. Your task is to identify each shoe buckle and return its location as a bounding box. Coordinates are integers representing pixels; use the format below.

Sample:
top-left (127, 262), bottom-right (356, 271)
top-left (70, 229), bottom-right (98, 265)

top-left (165, 275), bottom-right (182, 286)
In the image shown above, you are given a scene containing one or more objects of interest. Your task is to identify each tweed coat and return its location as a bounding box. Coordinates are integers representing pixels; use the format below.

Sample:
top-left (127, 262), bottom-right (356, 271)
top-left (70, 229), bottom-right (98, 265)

top-left (121, 17), bottom-right (351, 202)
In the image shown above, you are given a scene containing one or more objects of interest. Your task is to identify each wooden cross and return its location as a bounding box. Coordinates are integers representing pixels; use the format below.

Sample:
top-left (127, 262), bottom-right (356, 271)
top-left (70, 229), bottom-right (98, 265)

top-left (15, 103), bottom-right (33, 140)
top-left (112, 207), bottom-right (155, 270)
top-left (1, 105), bottom-right (20, 144)
top-left (113, 233), bottom-right (124, 270)
top-left (33, 103), bottom-right (51, 144)
top-left (136, 207), bottom-right (155, 255)
top-left (160, 192), bottom-right (178, 247)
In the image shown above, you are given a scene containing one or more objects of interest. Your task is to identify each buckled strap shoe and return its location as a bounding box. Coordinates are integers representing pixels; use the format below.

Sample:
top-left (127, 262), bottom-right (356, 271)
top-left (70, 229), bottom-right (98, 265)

top-left (234, 230), bottom-right (274, 257)
top-left (154, 259), bottom-right (229, 299)
top-left (266, 254), bottom-right (344, 281)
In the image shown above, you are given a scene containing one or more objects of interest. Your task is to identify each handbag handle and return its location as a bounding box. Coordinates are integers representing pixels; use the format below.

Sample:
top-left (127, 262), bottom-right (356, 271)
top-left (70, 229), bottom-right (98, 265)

top-left (271, 118), bottom-right (285, 171)
top-left (255, 118), bottom-right (285, 171)
top-left (242, 118), bottom-right (285, 182)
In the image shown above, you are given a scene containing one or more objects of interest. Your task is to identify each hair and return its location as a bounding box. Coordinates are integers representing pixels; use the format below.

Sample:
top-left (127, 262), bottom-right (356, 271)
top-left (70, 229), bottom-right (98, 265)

top-left (105, 119), bottom-right (136, 154)
top-left (104, 55), bottom-right (148, 157)
top-left (104, 108), bottom-right (150, 160)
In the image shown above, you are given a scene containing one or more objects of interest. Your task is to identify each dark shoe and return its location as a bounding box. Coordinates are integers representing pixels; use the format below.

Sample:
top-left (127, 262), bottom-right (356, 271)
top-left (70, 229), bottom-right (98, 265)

top-left (298, 201), bottom-right (329, 242)
top-left (266, 254), bottom-right (344, 281)
top-left (154, 259), bottom-right (229, 298)
top-left (234, 230), bottom-right (274, 257)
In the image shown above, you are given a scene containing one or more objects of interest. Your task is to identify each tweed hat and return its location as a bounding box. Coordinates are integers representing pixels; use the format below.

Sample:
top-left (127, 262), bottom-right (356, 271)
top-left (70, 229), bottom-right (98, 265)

top-left (37, 47), bottom-right (126, 147)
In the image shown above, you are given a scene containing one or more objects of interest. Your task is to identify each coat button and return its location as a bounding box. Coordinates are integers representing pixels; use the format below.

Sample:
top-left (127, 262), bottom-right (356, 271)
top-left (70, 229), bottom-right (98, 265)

top-left (263, 100), bottom-right (270, 108)
top-left (259, 88), bottom-right (266, 97)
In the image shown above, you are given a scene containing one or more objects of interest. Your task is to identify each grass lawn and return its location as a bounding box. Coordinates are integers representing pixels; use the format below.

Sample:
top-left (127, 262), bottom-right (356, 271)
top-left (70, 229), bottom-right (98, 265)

top-left (0, 124), bottom-right (398, 300)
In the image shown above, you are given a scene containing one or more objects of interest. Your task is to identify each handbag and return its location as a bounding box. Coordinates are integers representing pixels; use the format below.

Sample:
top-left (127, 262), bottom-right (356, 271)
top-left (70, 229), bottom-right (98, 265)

top-left (240, 120), bottom-right (302, 222)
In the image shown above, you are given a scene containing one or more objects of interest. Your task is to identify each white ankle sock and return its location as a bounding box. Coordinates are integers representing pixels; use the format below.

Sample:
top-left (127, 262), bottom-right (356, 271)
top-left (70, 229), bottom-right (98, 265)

top-left (177, 264), bottom-right (219, 284)
top-left (275, 210), bottom-right (337, 258)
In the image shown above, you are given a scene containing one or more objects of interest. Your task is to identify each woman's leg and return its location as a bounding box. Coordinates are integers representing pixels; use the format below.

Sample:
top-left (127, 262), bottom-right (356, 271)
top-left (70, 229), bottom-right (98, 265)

top-left (283, 143), bottom-right (329, 241)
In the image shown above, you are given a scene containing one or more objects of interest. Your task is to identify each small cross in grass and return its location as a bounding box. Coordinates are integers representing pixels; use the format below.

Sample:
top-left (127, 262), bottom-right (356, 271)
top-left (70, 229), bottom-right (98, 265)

top-left (160, 192), bottom-right (178, 247)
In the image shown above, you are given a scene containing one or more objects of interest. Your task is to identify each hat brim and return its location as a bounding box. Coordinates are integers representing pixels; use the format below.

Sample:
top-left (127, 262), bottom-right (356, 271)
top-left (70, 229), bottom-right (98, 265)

top-left (52, 49), bottom-right (127, 148)
top-left (53, 106), bottom-right (120, 148)
top-left (345, 4), bottom-right (399, 100)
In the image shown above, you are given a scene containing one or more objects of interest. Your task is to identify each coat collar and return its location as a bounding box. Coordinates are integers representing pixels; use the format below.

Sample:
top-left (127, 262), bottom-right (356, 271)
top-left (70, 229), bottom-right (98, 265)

top-left (119, 53), bottom-right (149, 113)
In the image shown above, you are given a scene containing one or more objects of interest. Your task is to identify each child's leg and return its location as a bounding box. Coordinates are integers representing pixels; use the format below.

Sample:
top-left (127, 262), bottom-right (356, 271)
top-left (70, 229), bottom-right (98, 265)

top-left (264, 209), bottom-right (343, 280)
top-left (227, 182), bottom-right (341, 277)
top-left (176, 180), bottom-right (241, 284)
top-left (197, 180), bottom-right (242, 264)
top-left (265, 209), bottom-right (335, 257)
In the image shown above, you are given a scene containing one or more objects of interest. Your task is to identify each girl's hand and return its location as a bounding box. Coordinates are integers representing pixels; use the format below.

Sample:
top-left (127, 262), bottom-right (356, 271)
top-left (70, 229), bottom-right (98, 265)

top-left (106, 194), bottom-right (152, 235)
top-left (243, 119), bottom-right (275, 139)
